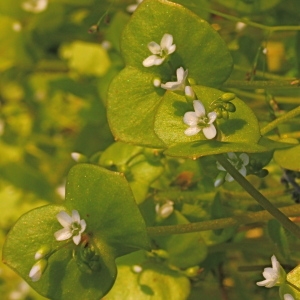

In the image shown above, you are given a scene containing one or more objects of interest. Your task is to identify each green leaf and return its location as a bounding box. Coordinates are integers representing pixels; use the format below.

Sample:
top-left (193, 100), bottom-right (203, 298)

top-left (3, 164), bottom-right (150, 300)
top-left (107, 0), bottom-right (233, 147)
top-left (122, 0), bottom-right (233, 87)
top-left (274, 141), bottom-right (300, 171)
top-left (106, 258), bottom-right (191, 300)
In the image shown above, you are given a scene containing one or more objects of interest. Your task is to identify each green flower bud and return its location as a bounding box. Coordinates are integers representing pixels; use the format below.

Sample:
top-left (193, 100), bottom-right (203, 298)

top-left (225, 102), bottom-right (236, 112)
top-left (34, 245), bottom-right (51, 260)
top-left (220, 93), bottom-right (235, 102)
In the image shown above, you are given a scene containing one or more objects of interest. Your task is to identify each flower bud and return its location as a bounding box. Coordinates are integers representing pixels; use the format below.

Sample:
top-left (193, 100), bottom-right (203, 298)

top-left (29, 259), bottom-right (48, 282)
top-left (220, 93), bottom-right (235, 102)
top-left (34, 245), bottom-right (51, 260)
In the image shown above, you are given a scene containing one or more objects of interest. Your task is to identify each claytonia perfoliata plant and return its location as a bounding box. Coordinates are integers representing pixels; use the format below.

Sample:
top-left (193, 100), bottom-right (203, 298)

top-left (183, 100), bottom-right (217, 139)
top-left (161, 67), bottom-right (188, 91)
top-left (215, 152), bottom-right (249, 187)
top-left (54, 210), bottom-right (86, 245)
top-left (256, 255), bottom-right (286, 288)
top-left (21, 0), bottom-right (48, 13)
top-left (142, 33), bottom-right (176, 67)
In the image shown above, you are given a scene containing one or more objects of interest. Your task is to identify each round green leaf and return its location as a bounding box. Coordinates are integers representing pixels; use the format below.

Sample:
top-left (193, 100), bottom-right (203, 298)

top-left (107, 66), bottom-right (166, 148)
top-left (3, 164), bottom-right (150, 300)
top-left (105, 263), bottom-right (191, 300)
top-left (154, 86), bottom-right (263, 158)
top-left (274, 143), bottom-right (300, 171)
top-left (121, 0), bottom-right (232, 87)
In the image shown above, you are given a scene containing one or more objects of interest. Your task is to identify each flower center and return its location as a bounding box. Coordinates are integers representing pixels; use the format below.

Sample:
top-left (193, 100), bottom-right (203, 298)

top-left (197, 116), bottom-right (210, 127)
top-left (71, 222), bottom-right (81, 235)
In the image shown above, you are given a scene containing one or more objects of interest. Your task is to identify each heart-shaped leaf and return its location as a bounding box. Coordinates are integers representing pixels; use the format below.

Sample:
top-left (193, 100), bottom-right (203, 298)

top-left (3, 164), bottom-right (150, 300)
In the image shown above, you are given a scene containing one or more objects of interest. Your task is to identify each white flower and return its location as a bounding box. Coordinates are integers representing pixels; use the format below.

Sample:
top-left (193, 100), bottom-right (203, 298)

top-left (256, 255), bottom-right (285, 288)
top-left (127, 0), bottom-right (143, 13)
top-left (21, 0), bottom-right (48, 13)
top-left (183, 100), bottom-right (217, 139)
top-left (284, 294), bottom-right (295, 300)
top-left (216, 152), bottom-right (249, 182)
top-left (161, 67), bottom-right (188, 91)
top-left (54, 210), bottom-right (86, 245)
top-left (155, 200), bottom-right (174, 219)
top-left (29, 259), bottom-right (47, 282)
top-left (142, 33), bottom-right (176, 67)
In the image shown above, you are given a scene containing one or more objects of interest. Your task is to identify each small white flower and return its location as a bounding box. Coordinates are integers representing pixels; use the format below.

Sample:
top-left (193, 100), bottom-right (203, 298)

top-left (54, 210), bottom-right (86, 245)
top-left (29, 259), bottom-right (47, 282)
top-left (216, 152), bottom-right (249, 182)
top-left (153, 78), bottom-right (161, 87)
top-left (12, 22), bottom-right (22, 32)
top-left (155, 200), bottom-right (174, 219)
top-left (284, 294), bottom-right (295, 300)
top-left (183, 100), bottom-right (217, 139)
top-left (142, 33), bottom-right (176, 67)
top-left (21, 0), bottom-right (48, 13)
top-left (127, 0), bottom-right (144, 13)
top-left (132, 265), bottom-right (143, 273)
top-left (256, 255), bottom-right (285, 288)
top-left (161, 67), bottom-right (188, 91)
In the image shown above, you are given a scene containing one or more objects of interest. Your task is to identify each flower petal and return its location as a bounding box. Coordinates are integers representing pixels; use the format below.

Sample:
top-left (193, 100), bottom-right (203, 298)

top-left (239, 153), bottom-right (249, 166)
top-left (256, 279), bottom-right (271, 287)
top-left (193, 100), bottom-right (205, 117)
top-left (184, 126), bottom-right (201, 136)
top-left (207, 111), bottom-right (217, 123)
top-left (183, 112), bottom-right (198, 126)
top-left (203, 124), bottom-right (217, 139)
top-left (239, 165), bottom-right (247, 177)
top-left (216, 161), bottom-right (226, 171)
top-left (225, 172), bottom-right (234, 182)
top-left (56, 211), bottom-right (72, 227)
top-left (143, 55), bottom-right (160, 67)
top-left (147, 41), bottom-right (161, 54)
top-left (54, 228), bottom-right (72, 241)
top-left (29, 264), bottom-right (42, 282)
top-left (176, 67), bottom-right (185, 81)
top-left (71, 210), bottom-right (81, 223)
top-left (227, 152), bottom-right (237, 161)
top-left (271, 255), bottom-right (280, 272)
top-left (168, 44), bottom-right (176, 54)
top-left (73, 234), bottom-right (81, 245)
top-left (161, 81), bottom-right (179, 90)
top-left (80, 219), bottom-right (87, 233)
top-left (284, 294), bottom-right (295, 300)
top-left (160, 34), bottom-right (173, 50)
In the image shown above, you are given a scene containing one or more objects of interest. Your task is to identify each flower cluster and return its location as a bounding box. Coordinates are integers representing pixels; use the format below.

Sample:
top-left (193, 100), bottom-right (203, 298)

top-left (142, 33), bottom-right (218, 139)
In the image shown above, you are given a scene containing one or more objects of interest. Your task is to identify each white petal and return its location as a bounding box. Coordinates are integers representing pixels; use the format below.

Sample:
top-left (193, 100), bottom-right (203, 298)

top-left (161, 81), bottom-right (179, 90)
top-left (176, 67), bottom-right (185, 81)
top-left (239, 165), bottom-right (247, 177)
top-left (80, 219), bottom-right (87, 233)
top-left (256, 279), bottom-right (271, 287)
top-left (227, 152), bottom-right (237, 160)
top-left (71, 210), bottom-right (81, 223)
top-left (207, 111), bottom-right (217, 123)
top-left (153, 57), bottom-right (165, 66)
top-left (147, 42), bottom-right (161, 54)
top-left (271, 255), bottom-right (280, 272)
top-left (193, 100), bottom-right (205, 117)
top-left (168, 44), bottom-right (176, 54)
top-left (29, 264), bottom-right (42, 282)
top-left (56, 211), bottom-right (72, 227)
top-left (284, 294), bottom-right (295, 300)
top-left (216, 161), bottom-right (226, 171)
top-left (73, 234), bottom-right (81, 245)
top-left (225, 172), bottom-right (234, 182)
top-left (54, 228), bottom-right (72, 241)
top-left (127, 4), bottom-right (138, 13)
top-left (183, 112), bottom-right (198, 126)
top-left (143, 55), bottom-right (159, 67)
top-left (185, 86), bottom-right (195, 98)
top-left (239, 153), bottom-right (249, 166)
top-left (184, 126), bottom-right (201, 136)
top-left (160, 34), bottom-right (173, 50)
top-left (203, 124), bottom-right (217, 139)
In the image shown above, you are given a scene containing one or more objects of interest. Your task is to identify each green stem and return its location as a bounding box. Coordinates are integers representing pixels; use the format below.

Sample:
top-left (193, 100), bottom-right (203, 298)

top-left (222, 80), bottom-right (299, 89)
top-left (261, 106), bottom-right (300, 135)
top-left (214, 154), bottom-right (300, 239)
top-left (203, 7), bottom-right (300, 32)
top-left (146, 204), bottom-right (300, 236)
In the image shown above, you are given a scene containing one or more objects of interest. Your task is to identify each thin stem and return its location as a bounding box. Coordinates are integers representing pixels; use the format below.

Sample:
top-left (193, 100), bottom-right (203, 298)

top-left (146, 204), bottom-right (300, 236)
top-left (261, 106), bottom-right (300, 135)
top-left (222, 80), bottom-right (299, 89)
top-left (204, 7), bottom-right (300, 32)
top-left (214, 154), bottom-right (300, 239)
